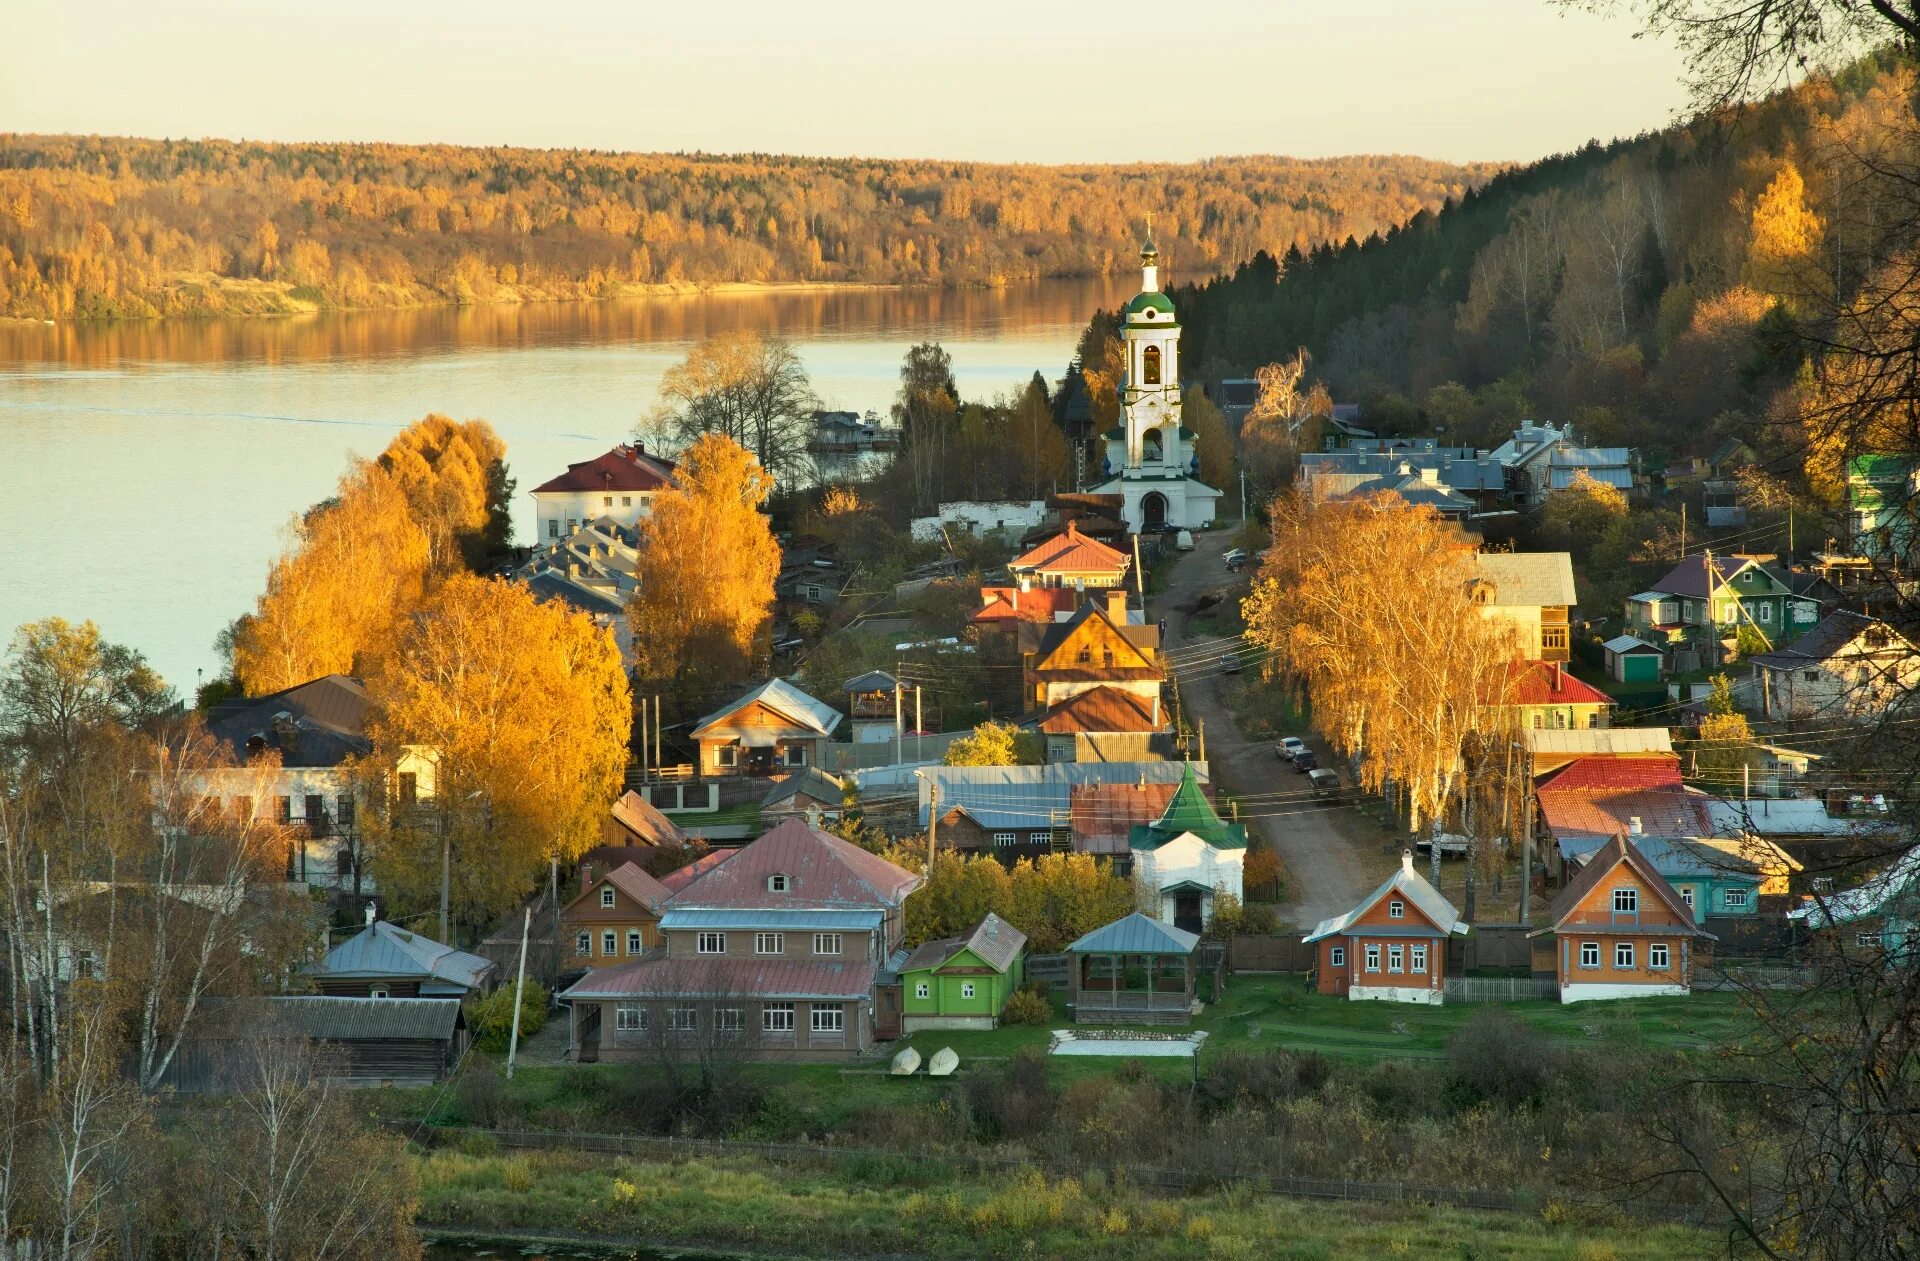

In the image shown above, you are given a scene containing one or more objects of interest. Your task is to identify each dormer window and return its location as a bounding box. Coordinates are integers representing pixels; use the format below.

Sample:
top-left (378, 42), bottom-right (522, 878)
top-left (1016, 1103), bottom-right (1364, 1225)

top-left (1388, 900), bottom-right (1405, 919)
top-left (768, 874), bottom-right (789, 893)
top-left (600, 886), bottom-right (616, 909)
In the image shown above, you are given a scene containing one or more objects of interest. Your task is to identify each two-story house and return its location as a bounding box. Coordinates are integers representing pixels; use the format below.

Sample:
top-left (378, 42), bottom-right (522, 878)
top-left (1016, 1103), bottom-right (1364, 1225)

top-left (1471, 552), bottom-right (1576, 662)
top-left (1529, 834), bottom-right (1710, 1003)
top-left (690, 679), bottom-right (843, 777)
top-left (1846, 454), bottom-right (1919, 564)
top-left (559, 818), bottom-right (921, 1061)
top-left (1746, 609), bottom-right (1920, 723)
top-left (561, 861), bottom-right (673, 971)
top-left (529, 442), bottom-right (677, 543)
top-left (1006, 522), bottom-right (1131, 590)
top-left (1624, 554), bottom-right (1820, 648)
top-left (1017, 592), bottom-right (1161, 710)
top-left (1505, 661), bottom-right (1610, 730)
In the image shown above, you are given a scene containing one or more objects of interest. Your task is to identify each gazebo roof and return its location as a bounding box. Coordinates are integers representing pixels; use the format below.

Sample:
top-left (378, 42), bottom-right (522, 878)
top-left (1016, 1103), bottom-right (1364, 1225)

top-left (1067, 912), bottom-right (1199, 956)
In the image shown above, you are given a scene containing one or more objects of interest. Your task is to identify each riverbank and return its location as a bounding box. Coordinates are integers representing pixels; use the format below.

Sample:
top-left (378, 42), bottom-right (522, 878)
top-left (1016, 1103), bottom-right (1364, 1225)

top-left (413, 1147), bottom-right (1712, 1260)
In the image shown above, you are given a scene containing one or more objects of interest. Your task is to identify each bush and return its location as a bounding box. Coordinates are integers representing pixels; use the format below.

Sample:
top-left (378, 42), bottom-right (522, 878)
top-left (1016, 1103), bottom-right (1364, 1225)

top-left (1001, 984), bottom-right (1054, 1026)
top-left (965, 1048), bottom-right (1055, 1141)
top-left (466, 980), bottom-right (549, 1053)
top-left (1444, 1008), bottom-right (1563, 1109)
top-left (452, 1057), bottom-right (521, 1129)
top-left (1203, 893), bottom-right (1279, 939)
top-left (1200, 1049), bottom-right (1330, 1111)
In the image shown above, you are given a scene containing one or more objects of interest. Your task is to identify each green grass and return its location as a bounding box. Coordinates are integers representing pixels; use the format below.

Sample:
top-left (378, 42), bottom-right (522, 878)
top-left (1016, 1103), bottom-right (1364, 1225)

top-left (416, 1147), bottom-right (1715, 1260)
top-left (665, 802), bottom-right (762, 827)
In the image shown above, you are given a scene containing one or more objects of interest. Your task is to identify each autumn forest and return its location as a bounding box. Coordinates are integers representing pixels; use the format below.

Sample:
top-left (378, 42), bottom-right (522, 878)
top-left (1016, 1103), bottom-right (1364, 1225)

top-left (0, 134), bottom-right (1494, 319)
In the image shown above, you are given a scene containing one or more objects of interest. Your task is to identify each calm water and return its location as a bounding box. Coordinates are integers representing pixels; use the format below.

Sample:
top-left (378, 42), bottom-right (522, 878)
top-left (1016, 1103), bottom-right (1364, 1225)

top-left (0, 278), bottom-right (1123, 690)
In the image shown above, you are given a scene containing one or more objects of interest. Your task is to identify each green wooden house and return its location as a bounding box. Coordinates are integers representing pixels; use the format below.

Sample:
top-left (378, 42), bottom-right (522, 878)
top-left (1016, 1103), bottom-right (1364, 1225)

top-left (897, 913), bottom-right (1028, 1032)
top-left (1624, 554), bottom-right (1820, 647)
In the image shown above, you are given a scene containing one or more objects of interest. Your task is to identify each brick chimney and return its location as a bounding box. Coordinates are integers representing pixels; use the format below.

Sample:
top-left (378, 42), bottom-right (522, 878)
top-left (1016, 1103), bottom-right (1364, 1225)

top-left (1105, 587), bottom-right (1128, 623)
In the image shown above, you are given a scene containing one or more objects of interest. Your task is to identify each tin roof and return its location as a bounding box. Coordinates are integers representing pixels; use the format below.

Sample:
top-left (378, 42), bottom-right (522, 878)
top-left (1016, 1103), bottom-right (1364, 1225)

top-left (900, 912), bottom-right (1027, 975)
top-left (657, 908), bottom-right (883, 932)
top-left (1304, 851), bottom-right (1465, 943)
top-left (1010, 522), bottom-right (1129, 576)
top-left (531, 443), bottom-right (677, 494)
top-left (204, 674), bottom-right (370, 769)
top-left (608, 791), bottom-right (687, 845)
top-left (1506, 661), bottom-right (1612, 707)
top-left (691, 678), bottom-right (843, 741)
top-left (1603, 634), bottom-right (1661, 654)
top-left (1068, 912), bottom-right (1199, 956)
top-left (313, 921), bottom-right (496, 991)
top-left (1037, 686), bottom-right (1165, 734)
top-left (1527, 728), bottom-right (1673, 756)
top-left (1536, 782), bottom-right (1712, 842)
top-left (258, 995), bottom-right (465, 1042)
top-left (665, 817), bottom-right (919, 911)
top-left (1130, 762), bottom-right (1245, 851)
top-left (1472, 552), bottom-right (1576, 608)
top-left (561, 955), bottom-right (878, 1001)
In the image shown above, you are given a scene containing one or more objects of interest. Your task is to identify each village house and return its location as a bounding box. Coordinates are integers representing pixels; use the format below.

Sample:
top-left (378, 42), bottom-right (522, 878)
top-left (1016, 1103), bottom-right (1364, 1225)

top-left (559, 818), bottom-right (922, 1061)
top-left (969, 585), bottom-right (1086, 639)
top-left (1506, 660), bottom-right (1611, 730)
top-left (1624, 553), bottom-right (1821, 650)
top-left (843, 670), bottom-right (902, 745)
top-left (1007, 521), bottom-right (1132, 590)
top-left (1298, 439), bottom-right (1505, 518)
top-left (1530, 835), bottom-right (1711, 1003)
top-left (1788, 843), bottom-right (1920, 963)
top-left (761, 767), bottom-right (846, 821)
top-left (918, 762), bottom-right (1201, 866)
top-left (690, 679), bottom-right (843, 777)
top-left (162, 997), bottom-right (471, 1092)
top-left (602, 790), bottom-right (688, 849)
top-left (1845, 454), bottom-right (1919, 563)
top-left (1746, 609), bottom-right (1920, 722)
top-left (894, 913), bottom-right (1028, 1032)
top-left (530, 442), bottom-right (677, 542)
top-left (1471, 552), bottom-right (1576, 662)
top-left (1035, 685), bottom-right (1170, 763)
top-left (1487, 421), bottom-right (1634, 507)
top-left (1303, 850), bottom-right (1467, 1004)
top-left (1018, 592), bottom-right (1161, 710)
top-left (1527, 726), bottom-right (1674, 775)
top-left (1704, 797), bottom-right (1895, 861)
top-left (562, 861), bottom-right (672, 971)
top-left (1554, 835), bottom-right (1766, 924)
top-left (1128, 763), bottom-right (1246, 933)
top-left (308, 916), bottom-right (498, 999)
top-left (1534, 755), bottom-right (1712, 882)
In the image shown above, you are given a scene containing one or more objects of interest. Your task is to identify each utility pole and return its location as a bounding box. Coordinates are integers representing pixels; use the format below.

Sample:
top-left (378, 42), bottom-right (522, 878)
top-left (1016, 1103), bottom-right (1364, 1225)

top-left (654, 696), bottom-right (662, 774)
top-left (1197, 718), bottom-right (1207, 764)
top-left (915, 685), bottom-right (923, 764)
top-left (926, 783), bottom-right (940, 873)
top-left (1132, 533), bottom-right (1146, 606)
top-left (894, 666), bottom-right (904, 767)
top-left (1788, 505), bottom-right (1794, 559)
top-left (439, 808), bottom-right (451, 944)
top-left (639, 696), bottom-right (650, 779)
top-left (1239, 468), bottom-right (1248, 523)
top-left (505, 906), bottom-right (531, 1080)
top-left (1680, 503), bottom-right (1687, 558)
top-left (548, 853), bottom-right (562, 989)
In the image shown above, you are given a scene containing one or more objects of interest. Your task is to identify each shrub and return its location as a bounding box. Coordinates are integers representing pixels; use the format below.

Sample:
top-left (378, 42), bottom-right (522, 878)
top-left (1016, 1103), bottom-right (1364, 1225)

top-left (452, 1057), bottom-right (520, 1129)
top-left (1001, 984), bottom-right (1054, 1026)
top-left (1444, 1007), bottom-right (1562, 1109)
top-left (1202, 893), bottom-right (1279, 939)
top-left (966, 1048), bottom-right (1055, 1141)
top-left (466, 980), bottom-right (549, 1054)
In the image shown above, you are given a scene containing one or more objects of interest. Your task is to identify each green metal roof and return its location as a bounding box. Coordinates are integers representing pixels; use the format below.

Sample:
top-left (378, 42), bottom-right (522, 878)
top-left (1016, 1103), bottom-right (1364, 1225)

top-left (1124, 291), bottom-right (1176, 317)
top-left (1130, 763), bottom-right (1247, 851)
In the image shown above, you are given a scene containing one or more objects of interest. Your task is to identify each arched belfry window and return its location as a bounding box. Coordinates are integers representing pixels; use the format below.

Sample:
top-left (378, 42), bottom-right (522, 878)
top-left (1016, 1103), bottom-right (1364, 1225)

top-left (1142, 345), bottom-right (1162, 386)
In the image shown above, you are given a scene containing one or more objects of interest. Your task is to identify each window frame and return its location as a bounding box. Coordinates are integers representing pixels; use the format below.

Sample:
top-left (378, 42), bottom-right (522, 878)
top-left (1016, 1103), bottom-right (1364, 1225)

top-left (1387, 944), bottom-right (1404, 973)
top-left (1649, 942), bottom-right (1671, 970)
top-left (1410, 944), bottom-right (1427, 973)
top-left (1612, 887), bottom-right (1638, 914)
top-left (812, 933), bottom-right (842, 956)
top-left (601, 929), bottom-right (616, 957)
top-left (575, 931), bottom-right (591, 956)
top-left (1388, 899), bottom-right (1405, 920)
top-left (615, 1004), bottom-right (646, 1032)
top-left (767, 874), bottom-right (789, 892)
top-left (754, 932), bottom-right (785, 956)
top-left (1579, 941), bottom-right (1601, 969)
top-left (1364, 943), bottom-right (1381, 973)
top-left (992, 831), bottom-right (1018, 847)
top-left (696, 931), bottom-right (726, 955)
top-left (915, 981), bottom-right (930, 999)
top-left (809, 1006), bottom-right (845, 1034)
top-left (1679, 886), bottom-right (1695, 910)
top-left (626, 929), bottom-right (643, 955)
top-left (1614, 941), bottom-right (1636, 969)
top-left (961, 982), bottom-right (976, 999)
top-left (762, 1002), bottom-right (796, 1033)
top-left (714, 744), bottom-right (739, 768)
top-left (667, 1004), bottom-right (698, 1033)
top-left (1329, 945), bottom-right (1346, 969)
top-left (715, 1007), bottom-right (745, 1033)
top-left (1723, 888), bottom-right (1750, 909)
top-left (600, 886), bottom-right (616, 909)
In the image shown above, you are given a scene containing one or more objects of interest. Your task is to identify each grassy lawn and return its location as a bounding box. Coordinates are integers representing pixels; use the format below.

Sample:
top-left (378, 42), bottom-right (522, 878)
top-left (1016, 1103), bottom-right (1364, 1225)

top-left (666, 802), bottom-right (761, 827)
top-left (416, 1147), bottom-right (1715, 1260)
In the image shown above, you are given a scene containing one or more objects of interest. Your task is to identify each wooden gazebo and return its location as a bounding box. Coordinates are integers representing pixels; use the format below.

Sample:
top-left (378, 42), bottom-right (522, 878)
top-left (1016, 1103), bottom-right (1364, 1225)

top-left (1066, 913), bottom-right (1201, 1026)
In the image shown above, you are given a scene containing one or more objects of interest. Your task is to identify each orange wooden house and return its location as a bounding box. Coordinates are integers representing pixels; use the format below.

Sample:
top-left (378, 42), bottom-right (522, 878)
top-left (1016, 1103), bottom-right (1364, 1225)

top-left (1303, 851), bottom-right (1467, 1004)
top-left (1016, 593), bottom-right (1161, 711)
top-left (1528, 834), bottom-right (1710, 1003)
top-left (561, 861), bottom-right (672, 971)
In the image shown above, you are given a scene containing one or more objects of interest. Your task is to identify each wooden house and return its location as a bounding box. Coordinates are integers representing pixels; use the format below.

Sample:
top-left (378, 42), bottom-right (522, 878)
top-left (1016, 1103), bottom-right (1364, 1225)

top-left (969, 586), bottom-right (1083, 639)
top-left (897, 913), bottom-right (1028, 1031)
top-left (602, 790), bottom-right (687, 848)
top-left (1505, 660), bottom-right (1611, 730)
top-left (1018, 593), bottom-right (1161, 710)
top-left (761, 767), bottom-right (846, 821)
top-left (559, 818), bottom-right (921, 1062)
top-left (159, 997), bottom-right (470, 1093)
top-left (1303, 850), bottom-right (1466, 1004)
top-left (1007, 521), bottom-right (1130, 589)
top-left (1036, 685), bottom-right (1168, 762)
top-left (690, 679), bottom-right (843, 777)
top-left (1746, 610), bottom-right (1920, 723)
top-left (1529, 835), bottom-right (1710, 1003)
top-left (1625, 553), bottom-right (1821, 648)
top-left (1471, 552), bottom-right (1575, 662)
top-left (308, 918), bottom-right (497, 999)
top-left (1788, 844), bottom-right (1920, 963)
top-left (562, 860), bottom-right (672, 970)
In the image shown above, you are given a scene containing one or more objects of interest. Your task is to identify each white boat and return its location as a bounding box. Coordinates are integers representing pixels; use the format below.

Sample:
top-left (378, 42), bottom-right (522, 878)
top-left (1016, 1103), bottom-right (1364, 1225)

top-left (889, 1045), bottom-right (921, 1076)
top-left (927, 1046), bottom-right (958, 1077)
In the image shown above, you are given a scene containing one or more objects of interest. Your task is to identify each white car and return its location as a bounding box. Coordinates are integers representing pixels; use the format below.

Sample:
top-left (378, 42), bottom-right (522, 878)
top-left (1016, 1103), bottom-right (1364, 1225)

top-left (1277, 737), bottom-right (1307, 759)
top-left (1222, 548), bottom-right (1249, 568)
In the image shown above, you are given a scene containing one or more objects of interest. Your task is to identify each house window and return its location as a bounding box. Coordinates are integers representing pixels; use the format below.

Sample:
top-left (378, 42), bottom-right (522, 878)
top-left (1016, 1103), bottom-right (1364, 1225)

top-left (1614, 942), bottom-right (1636, 969)
top-left (397, 774), bottom-right (416, 805)
top-left (763, 1002), bottom-right (795, 1033)
top-left (1411, 944), bottom-right (1427, 973)
top-left (1679, 887), bottom-right (1695, 910)
top-left (1649, 942), bottom-right (1670, 970)
top-left (600, 887), bottom-right (616, 908)
top-left (810, 1006), bottom-right (845, 1034)
top-left (575, 931), bottom-right (591, 955)
top-left (961, 982), bottom-right (976, 999)
top-left (1857, 932), bottom-right (1883, 949)
top-left (337, 794), bottom-right (355, 826)
top-left (993, 831), bottom-right (1018, 847)
top-left (813, 933), bottom-right (842, 956)
top-left (1388, 900), bottom-right (1404, 919)
top-left (1579, 941), bottom-right (1600, 969)
top-left (566, 518), bottom-right (577, 533)
top-left (336, 850), bottom-right (353, 877)
top-left (915, 982), bottom-right (930, 999)
top-left (1364, 944), bottom-right (1381, 972)
top-left (768, 874), bottom-right (789, 892)
top-left (1387, 945), bottom-right (1404, 973)
top-left (1612, 888), bottom-right (1638, 914)
top-left (715, 745), bottom-right (739, 768)
top-left (547, 519), bottom-right (560, 539)
top-left (716, 1007), bottom-right (745, 1032)
top-left (1329, 946), bottom-right (1345, 968)
top-left (1541, 626), bottom-right (1569, 653)
top-left (755, 932), bottom-right (785, 955)
top-left (1757, 602), bottom-right (1773, 623)
top-left (601, 930), bottom-right (616, 956)
top-left (603, 495), bottom-right (613, 507)
top-left (615, 1004), bottom-right (645, 1032)
top-left (1723, 888), bottom-right (1749, 909)
top-left (1075, 646), bottom-right (1092, 664)
top-left (697, 932), bottom-right (726, 955)
top-left (367, 983), bottom-right (388, 999)
top-left (782, 745), bottom-right (806, 767)
top-left (667, 1005), bottom-right (698, 1033)
top-left (622, 495), bottom-right (632, 507)
top-left (626, 930), bottom-right (643, 955)
top-left (1803, 669), bottom-right (1821, 681)
top-left (277, 796), bottom-right (293, 823)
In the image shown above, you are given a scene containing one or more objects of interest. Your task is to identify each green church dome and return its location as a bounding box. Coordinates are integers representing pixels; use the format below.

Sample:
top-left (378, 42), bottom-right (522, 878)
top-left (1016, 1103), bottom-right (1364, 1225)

top-left (1124, 290), bottom-right (1177, 319)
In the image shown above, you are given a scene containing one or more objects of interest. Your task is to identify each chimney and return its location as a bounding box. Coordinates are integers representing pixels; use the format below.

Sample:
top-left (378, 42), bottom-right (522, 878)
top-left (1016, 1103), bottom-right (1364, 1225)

top-left (1552, 663), bottom-right (1562, 691)
top-left (1629, 816), bottom-right (1643, 836)
top-left (581, 860), bottom-right (596, 893)
top-left (1106, 587), bottom-right (1128, 623)
top-left (634, 440), bottom-right (645, 455)
top-left (1401, 849), bottom-right (1415, 875)
top-left (1152, 693), bottom-right (1161, 728)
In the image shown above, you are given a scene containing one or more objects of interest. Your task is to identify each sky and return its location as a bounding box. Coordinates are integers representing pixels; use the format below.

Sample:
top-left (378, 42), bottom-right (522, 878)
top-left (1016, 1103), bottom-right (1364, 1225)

top-left (5, 0), bottom-right (1691, 164)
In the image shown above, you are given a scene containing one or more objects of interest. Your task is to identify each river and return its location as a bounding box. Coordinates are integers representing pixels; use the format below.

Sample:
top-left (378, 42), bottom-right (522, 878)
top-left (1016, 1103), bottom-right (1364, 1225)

top-left (0, 277), bottom-right (1123, 691)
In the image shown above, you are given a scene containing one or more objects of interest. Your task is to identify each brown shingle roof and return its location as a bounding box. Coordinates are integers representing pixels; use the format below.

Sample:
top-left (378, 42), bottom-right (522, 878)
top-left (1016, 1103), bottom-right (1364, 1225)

top-left (665, 817), bottom-right (919, 910)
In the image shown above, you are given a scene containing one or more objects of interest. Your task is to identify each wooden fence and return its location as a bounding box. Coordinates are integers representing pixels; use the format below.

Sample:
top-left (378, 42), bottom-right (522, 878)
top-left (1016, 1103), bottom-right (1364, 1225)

top-left (1227, 934), bottom-right (1315, 973)
top-left (1443, 976), bottom-right (1559, 1003)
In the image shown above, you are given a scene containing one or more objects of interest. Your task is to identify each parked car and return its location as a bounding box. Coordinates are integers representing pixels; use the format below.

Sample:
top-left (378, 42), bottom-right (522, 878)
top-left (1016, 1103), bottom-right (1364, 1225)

top-left (1222, 548), bottom-right (1248, 569)
top-left (1219, 654), bottom-right (1242, 675)
top-left (1277, 737), bottom-right (1307, 759)
top-left (1308, 768), bottom-right (1342, 800)
top-left (1290, 748), bottom-right (1318, 773)
top-left (1175, 529), bottom-right (1195, 551)
top-left (1139, 521), bottom-right (1178, 536)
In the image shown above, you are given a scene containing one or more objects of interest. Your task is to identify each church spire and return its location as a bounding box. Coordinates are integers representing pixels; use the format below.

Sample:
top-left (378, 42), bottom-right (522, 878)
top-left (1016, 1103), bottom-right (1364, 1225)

top-left (1140, 213), bottom-right (1159, 293)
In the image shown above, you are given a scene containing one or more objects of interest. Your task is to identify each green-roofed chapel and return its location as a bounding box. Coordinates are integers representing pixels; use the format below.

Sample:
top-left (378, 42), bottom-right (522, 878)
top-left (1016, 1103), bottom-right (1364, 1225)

top-left (1128, 762), bottom-right (1246, 933)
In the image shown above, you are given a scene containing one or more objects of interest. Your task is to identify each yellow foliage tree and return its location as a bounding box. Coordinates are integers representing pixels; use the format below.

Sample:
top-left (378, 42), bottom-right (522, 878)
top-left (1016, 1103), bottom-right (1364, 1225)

top-left (1538, 470), bottom-right (1630, 560)
top-left (627, 433), bottom-right (781, 690)
top-left (1181, 389), bottom-right (1236, 491)
top-left (377, 414), bottom-right (512, 569)
top-left (361, 573), bottom-right (631, 936)
top-left (1746, 163), bottom-right (1825, 307)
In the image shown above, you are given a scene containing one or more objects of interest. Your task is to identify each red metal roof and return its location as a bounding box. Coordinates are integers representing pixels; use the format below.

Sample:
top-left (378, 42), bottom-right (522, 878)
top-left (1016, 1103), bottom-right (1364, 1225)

top-left (667, 817), bottom-right (919, 910)
top-left (657, 849), bottom-right (733, 893)
top-left (1538, 755), bottom-right (1682, 791)
top-left (532, 444), bottom-right (677, 494)
top-left (1506, 661), bottom-right (1612, 707)
top-left (1010, 522), bottom-right (1129, 576)
top-left (970, 587), bottom-right (1082, 624)
top-left (1536, 783), bottom-right (1711, 841)
top-left (1068, 781), bottom-right (1186, 854)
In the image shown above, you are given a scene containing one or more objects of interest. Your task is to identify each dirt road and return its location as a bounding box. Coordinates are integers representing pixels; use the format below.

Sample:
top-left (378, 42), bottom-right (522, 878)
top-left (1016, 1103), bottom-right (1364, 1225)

top-left (1153, 534), bottom-right (1376, 929)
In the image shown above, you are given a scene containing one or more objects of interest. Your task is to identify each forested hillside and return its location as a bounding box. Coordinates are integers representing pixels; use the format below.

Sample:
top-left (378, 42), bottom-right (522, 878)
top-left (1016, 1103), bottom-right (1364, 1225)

top-left (0, 135), bottom-right (1494, 319)
top-left (1156, 52), bottom-right (1919, 475)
